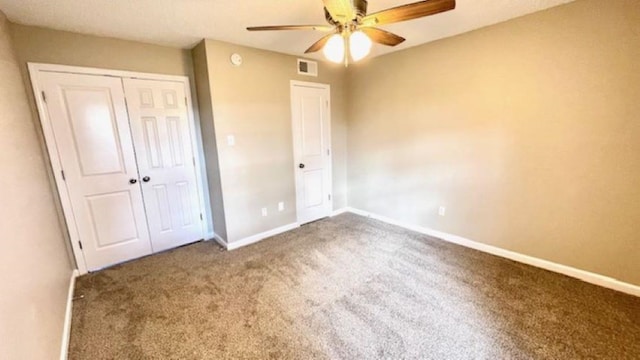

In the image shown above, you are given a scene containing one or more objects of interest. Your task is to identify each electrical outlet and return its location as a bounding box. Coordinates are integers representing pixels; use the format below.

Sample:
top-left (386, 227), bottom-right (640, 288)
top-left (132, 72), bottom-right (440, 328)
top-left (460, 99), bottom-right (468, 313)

top-left (278, 202), bottom-right (284, 211)
top-left (261, 207), bottom-right (268, 217)
top-left (438, 206), bottom-right (446, 216)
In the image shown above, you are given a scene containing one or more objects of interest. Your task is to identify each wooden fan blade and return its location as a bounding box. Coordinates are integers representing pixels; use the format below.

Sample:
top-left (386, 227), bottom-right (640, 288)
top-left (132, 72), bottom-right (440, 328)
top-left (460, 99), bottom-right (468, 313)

top-left (361, 0), bottom-right (455, 27)
top-left (247, 25), bottom-right (334, 31)
top-left (323, 0), bottom-right (356, 24)
top-left (305, 33), bottom-right (335, 53)
top-left (361, 27), bottom-right (406, 46)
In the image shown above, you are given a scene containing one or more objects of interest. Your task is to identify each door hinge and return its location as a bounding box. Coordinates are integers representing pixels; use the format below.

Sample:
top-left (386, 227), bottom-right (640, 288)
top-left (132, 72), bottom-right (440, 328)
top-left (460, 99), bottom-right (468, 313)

top-left (185, 97), bottom-right (188, 106)
top-left (192, 157), bottom-right (196, 166)
top-left (327, 149), bottom-right (330, 156)
top-left (61, 170), bottom-right (66, 181)
top-left (200, 213), bottom-right (203, 221)
top-left (78, 241), bottom-right (83, 250)
top-left (328, 194), bottom-right (331, 201)
top-left (41, 91), bottom-right (47, 103)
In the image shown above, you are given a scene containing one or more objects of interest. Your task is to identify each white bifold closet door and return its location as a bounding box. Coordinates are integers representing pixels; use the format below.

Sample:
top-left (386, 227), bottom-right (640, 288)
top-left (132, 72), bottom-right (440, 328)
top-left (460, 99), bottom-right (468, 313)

top-left (123, 79), bottom-right (203, 253)
top-left (38, 72), bottom-right (203, 271)
top-left (39, 72), bottom-right (153, 269)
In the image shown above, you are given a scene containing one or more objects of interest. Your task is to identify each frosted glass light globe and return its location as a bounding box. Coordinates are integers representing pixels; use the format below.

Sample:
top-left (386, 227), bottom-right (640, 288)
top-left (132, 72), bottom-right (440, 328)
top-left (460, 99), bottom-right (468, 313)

top-left (323, 34), bottom-right (345, 63)
top-left (350, 31), bottom-right (372, 62)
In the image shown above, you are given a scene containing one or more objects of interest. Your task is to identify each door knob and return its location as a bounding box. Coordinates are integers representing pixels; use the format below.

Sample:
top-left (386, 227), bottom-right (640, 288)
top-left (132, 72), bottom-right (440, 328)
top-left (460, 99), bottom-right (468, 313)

top-left (129, 178), bottom-right (138, 184)
top-left (299, 163), bottom-right (305, 169)
top-left (142, 176), bottom-right (151, 182)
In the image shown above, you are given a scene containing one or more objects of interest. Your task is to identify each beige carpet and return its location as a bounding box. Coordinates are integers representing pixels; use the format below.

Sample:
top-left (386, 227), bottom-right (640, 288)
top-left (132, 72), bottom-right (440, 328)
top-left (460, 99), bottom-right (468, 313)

top-left (70, 213), bottom-right (640, 359)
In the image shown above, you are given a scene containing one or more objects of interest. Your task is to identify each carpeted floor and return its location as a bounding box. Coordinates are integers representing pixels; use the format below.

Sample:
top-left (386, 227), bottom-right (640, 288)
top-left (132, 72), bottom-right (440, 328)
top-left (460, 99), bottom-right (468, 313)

top-left (69, 213), bottom-right (640, 359)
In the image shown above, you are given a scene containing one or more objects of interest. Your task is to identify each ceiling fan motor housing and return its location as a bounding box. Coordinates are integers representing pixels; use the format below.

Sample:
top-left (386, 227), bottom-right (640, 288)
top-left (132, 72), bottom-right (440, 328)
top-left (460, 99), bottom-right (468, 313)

top-left (353, 0), bottom-right (368, 19)
top-left (324, 0), bottom-right (368, 25)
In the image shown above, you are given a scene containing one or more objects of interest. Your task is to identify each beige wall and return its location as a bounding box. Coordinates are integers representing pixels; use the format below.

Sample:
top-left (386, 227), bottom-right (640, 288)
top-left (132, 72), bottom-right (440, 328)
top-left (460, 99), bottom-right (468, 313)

top-left (198, 39), bottom-right (348, 243)
top-left (192, 41), bottom-right (227, 240)
top-left (0, 12), bottom-right (73, 359)
top-left (347, 0), bottom-right (640, 286)
top-left (9, 24), bottom-right (215, 238)
top-left (10, 24), bottom-right (193, 76)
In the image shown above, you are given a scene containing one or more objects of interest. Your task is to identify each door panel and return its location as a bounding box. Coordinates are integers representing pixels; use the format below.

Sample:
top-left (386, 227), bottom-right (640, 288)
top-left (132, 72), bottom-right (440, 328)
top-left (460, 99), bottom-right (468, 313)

top-left (123, 79), bottom-right (203, 252)
top-left (86, 191), bottom-right (140, 248)
top-left (302, 96), bottom-right (323, 157)
top-left (39, 72), bottom-right (152, 271)
top-left (303, 170), bottom-right (324, 207)
top-left (64, 88), bottom-right (126, 176)
top-left (291, 83), bottom-right (332, 224)
top-left (176, 181), bottom-right (194, 226)
top-left (151, 184), bottom-right (173, 232)
top-left (142, 116), bottom-right (163, 168)
top-left (167, 117), bottom-right (185, 166)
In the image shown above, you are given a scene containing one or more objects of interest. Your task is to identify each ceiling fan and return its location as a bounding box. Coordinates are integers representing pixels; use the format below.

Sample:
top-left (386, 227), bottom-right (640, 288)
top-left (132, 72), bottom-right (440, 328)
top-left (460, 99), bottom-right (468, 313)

top-left (247, 0), bottom-right (456, 66)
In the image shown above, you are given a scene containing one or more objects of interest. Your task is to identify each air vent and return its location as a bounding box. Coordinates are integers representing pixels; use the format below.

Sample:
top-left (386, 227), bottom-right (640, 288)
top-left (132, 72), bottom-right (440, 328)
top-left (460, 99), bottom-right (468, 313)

top-left (297, 59), bottom-right (318, 77)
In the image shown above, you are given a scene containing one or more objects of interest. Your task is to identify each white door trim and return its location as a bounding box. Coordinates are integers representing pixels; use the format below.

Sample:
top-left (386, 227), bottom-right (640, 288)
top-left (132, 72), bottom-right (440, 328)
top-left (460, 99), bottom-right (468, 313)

top-left (290, 80), bottom-right (333, 224)
top-left (28, 63), bottom-right (208, 275)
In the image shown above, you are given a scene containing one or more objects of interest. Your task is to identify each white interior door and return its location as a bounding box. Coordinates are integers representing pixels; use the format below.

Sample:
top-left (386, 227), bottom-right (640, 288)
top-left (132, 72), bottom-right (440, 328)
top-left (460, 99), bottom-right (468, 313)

top-left (123, 79), bottom-right (204, 252)
top-left (39, 72), bottom-right (152, 271)
top-left (291, 82), bottom-right (332, 224)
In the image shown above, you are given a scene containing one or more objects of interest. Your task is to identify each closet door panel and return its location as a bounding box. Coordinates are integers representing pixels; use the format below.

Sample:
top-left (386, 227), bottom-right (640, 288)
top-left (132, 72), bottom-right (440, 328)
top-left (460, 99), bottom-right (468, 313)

top-left (39, 72), bottom-right (152, 271)
top-left (123, 79), bottom-right (203, 252)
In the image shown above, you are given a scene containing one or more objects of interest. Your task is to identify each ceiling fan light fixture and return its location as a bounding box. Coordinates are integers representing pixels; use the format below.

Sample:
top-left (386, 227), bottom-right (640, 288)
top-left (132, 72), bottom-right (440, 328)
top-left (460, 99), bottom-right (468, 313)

top-left (248, 0), bottom-right (457, 66)
top-left (349, 30), bottom-right (372, 62)
top-left (323, 33), bottom-right (345, 63)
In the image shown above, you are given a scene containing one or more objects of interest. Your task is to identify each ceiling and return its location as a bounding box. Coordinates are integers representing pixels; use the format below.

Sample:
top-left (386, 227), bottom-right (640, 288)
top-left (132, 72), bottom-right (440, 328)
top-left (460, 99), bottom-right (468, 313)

top-left (0, 0), bottom-right (574, 60)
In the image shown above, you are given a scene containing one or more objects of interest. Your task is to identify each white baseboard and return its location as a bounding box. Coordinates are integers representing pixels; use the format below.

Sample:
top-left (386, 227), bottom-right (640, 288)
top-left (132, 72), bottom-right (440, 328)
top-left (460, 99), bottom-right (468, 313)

top-left (60, 269), bottom-right (79, 360)
top-left (346, 207), bottom-right (640, 298)
top-left (213, 232), bottom-right (228, 249)
top-left (331, 208), bottom-right (348, 216)
top-left (226, 223), bottom-right (300, 251)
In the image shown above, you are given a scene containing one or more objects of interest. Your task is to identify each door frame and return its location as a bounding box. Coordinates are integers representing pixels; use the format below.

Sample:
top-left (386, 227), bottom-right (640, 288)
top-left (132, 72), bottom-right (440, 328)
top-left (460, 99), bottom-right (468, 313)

top-left (290, 80), bottom-right (333, 224)
top-left (28, 63), bottom-right (208, 275)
